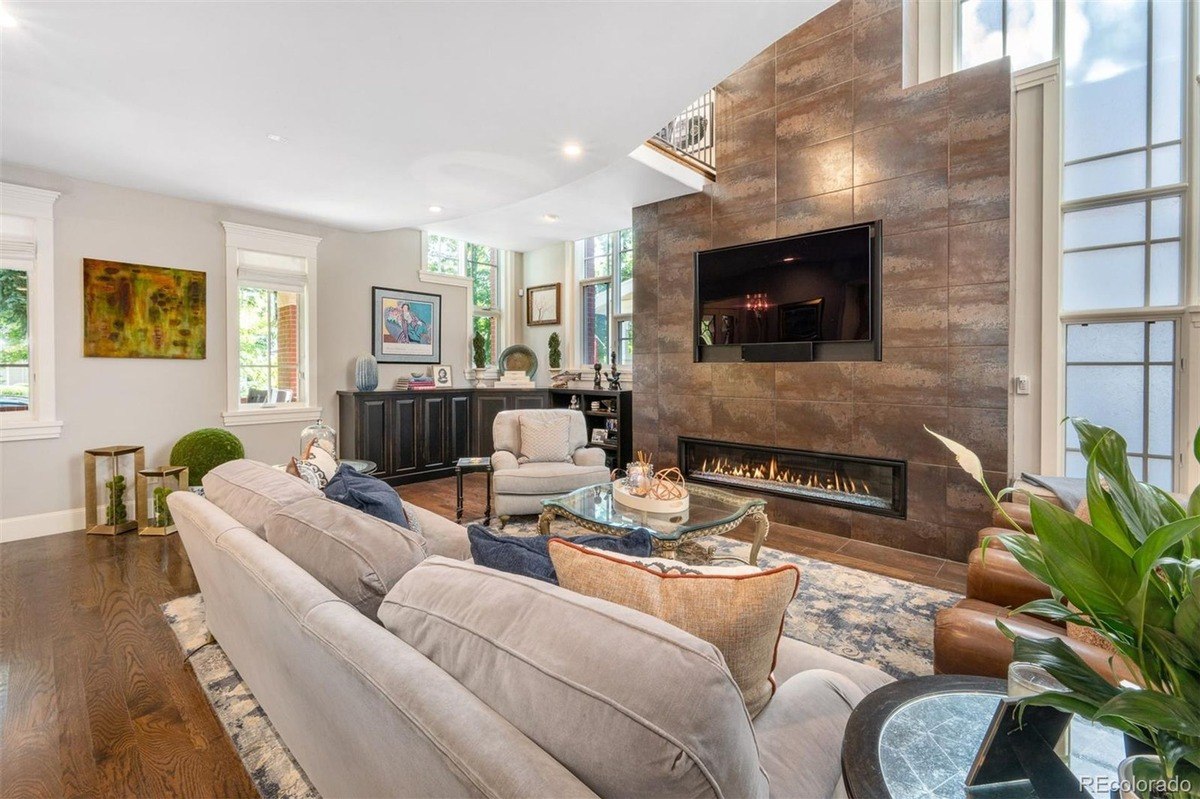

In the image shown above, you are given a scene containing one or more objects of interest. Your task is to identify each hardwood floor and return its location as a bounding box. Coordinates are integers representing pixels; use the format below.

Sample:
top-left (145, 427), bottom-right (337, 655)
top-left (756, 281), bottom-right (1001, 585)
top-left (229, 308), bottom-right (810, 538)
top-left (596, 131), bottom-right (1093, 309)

top-left (1, 475), bottom-right (965, 798)
top-left (1, 531), bottom-right (258, 799)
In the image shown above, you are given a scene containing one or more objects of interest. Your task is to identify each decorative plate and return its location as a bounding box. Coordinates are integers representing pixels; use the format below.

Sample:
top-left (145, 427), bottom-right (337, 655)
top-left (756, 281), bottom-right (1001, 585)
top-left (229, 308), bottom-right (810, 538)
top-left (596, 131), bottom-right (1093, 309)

top-left (498, 344), bottom-right (538, 379)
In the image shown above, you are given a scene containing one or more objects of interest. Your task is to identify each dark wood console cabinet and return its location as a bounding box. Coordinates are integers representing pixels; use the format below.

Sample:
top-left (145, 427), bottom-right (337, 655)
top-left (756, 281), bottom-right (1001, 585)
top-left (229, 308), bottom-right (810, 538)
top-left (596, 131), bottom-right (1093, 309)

top-left (339, 387), bottom-right (633, 486)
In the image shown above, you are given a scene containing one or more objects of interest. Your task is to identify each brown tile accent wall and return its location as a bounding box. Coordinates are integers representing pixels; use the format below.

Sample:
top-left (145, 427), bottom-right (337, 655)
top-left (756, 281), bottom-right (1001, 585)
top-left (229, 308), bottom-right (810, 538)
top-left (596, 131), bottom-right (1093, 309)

top-left (632, 0), bottom-right (1011, 561)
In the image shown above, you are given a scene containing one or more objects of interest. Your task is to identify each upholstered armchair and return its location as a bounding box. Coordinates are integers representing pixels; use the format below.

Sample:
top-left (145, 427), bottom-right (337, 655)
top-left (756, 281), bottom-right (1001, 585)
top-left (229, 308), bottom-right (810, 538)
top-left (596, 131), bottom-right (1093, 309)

top-left (490, 409), bottom-right (610, 522)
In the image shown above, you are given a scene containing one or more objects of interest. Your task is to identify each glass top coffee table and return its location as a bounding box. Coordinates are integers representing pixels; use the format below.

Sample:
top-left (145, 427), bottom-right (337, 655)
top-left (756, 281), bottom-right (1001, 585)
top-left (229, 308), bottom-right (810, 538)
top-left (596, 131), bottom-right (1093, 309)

top-left (538, 481), bottom-right (770, 565)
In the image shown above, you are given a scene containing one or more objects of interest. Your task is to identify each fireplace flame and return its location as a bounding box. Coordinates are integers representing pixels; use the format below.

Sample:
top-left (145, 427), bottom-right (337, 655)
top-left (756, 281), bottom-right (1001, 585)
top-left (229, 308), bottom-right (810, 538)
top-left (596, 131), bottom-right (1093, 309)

top-left (697, 456), bottom-right (873, 497)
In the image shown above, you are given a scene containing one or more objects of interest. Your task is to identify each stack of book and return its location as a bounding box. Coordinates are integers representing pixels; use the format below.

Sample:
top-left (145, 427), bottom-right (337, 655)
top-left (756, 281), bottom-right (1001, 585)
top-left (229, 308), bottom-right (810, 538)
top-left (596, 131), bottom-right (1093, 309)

top-left (392, 377), bottom-right (410, 390)
top-left (408, 375), bottom-right (436, 391)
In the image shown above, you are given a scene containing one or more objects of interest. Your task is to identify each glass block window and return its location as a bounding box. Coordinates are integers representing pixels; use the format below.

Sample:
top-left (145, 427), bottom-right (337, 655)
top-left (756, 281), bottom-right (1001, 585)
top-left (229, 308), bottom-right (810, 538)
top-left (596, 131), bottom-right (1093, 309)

top-left (1064, 320), bottom-right (1175, 489)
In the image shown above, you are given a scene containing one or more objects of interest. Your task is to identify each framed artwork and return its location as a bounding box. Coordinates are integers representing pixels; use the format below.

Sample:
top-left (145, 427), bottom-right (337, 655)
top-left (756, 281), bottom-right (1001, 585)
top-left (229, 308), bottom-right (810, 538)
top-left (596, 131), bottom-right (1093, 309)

top-left (779, 298), bottom-right (824, 341)
top-left (591, 428), bottom-right (610, 444)
top-left (372, 286), bottom-right (441, 364)
top-left (526, 282), bottom-right (561, 325)
top-left (83, 259), bottom-right (206, 359)
top-left (433, 365), bottom-right (453, 387)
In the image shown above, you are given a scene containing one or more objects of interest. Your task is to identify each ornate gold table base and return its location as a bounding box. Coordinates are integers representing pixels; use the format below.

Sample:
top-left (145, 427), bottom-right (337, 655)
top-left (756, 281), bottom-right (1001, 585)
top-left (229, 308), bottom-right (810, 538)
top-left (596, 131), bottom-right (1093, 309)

top-left (537, 504), bottom-right (770, 566)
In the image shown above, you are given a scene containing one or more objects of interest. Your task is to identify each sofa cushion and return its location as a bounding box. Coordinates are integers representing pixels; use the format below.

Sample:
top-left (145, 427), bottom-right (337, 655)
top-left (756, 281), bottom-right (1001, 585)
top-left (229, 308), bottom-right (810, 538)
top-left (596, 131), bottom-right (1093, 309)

top-left (466, 524), bottom-right (652, 584)
top-left (202, 459), bottom-right (321, 537)
top-left (492, 462), bottom-right (610, 495)
top-left (265, 496), bottom-right (428, 617)
top-left (517, 413), bottom-right (572, 463)
top-left (378, 557), bottom-right (769, 799)
top-left (323, 464), bottom-right (411, 529)
top-left (549, 541), bottom-right (800, 717)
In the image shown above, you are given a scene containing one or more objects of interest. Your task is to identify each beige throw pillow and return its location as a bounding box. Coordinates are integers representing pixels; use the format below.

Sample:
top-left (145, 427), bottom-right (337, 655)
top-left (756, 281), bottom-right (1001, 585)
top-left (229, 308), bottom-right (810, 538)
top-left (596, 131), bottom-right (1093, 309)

top-left (548, 540), bottom-right (800, 716)
top-left (518, 414), bottom-right (572, 463)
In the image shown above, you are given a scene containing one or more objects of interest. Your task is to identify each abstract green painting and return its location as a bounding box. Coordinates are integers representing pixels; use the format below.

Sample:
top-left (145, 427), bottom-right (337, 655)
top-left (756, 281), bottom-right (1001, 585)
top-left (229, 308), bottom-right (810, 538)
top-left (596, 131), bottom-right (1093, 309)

top-left (83, 259), bottom-right (206, 359)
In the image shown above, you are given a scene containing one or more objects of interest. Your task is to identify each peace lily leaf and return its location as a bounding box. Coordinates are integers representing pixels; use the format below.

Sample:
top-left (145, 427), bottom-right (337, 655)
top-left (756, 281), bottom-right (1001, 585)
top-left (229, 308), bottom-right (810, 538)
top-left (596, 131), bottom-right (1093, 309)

top-left (1011, 634), bottom-right (1119, 706)
top-left (1195, 425), bottom-right (1200, 465)
top-left (1086, 456), bottom-right (1137, 555)
top-left (1146, 484), bottom-right (1186, 524)
top-left (1157, 733), bottom-right (1200, 772)
top-left (1015, 690), bottom-right (1103, 719)
top-left (1190, 483), bottom-right (1200, 518)
top-left (1075, 421), bottom-right (1164, 539)
top-left (925, 427), bottom-right (983, 483)
top-left (1095, 691), bottom-right (1200, 738)
top-left (993, 531), bottom-right (1054, 587)
top-left (1030, 496), bottom-right (1139, 619)
top-left (1177, 593), bottom-right (1200, 659)
top-left (1011, 598), bottom-right (1086, 624)
top-left (1134, 518), bottom-right (1200, 578)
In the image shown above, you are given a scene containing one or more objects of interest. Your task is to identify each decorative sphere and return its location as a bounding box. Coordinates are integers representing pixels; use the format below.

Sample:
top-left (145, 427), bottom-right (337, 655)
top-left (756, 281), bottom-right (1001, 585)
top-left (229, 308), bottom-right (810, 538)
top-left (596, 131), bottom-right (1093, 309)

top-left (170, 428), bottom-right (245, 486)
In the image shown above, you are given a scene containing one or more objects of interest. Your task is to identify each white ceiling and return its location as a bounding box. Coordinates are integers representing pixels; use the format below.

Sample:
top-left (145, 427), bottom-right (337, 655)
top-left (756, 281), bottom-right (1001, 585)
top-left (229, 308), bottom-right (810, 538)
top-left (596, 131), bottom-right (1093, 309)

top-left (2, 1), bottom-right (833, 251)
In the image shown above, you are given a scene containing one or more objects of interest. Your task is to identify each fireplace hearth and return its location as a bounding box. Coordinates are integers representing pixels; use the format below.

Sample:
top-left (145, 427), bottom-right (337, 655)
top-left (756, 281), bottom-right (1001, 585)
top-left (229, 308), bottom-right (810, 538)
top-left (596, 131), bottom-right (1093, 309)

top-left (678, 437), bottom-right (906, 518)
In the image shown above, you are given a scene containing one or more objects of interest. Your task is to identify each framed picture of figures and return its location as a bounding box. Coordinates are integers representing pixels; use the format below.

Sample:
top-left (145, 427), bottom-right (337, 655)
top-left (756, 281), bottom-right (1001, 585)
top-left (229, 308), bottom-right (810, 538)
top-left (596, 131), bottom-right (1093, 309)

top-left (372, 286), bottom-right (441, 364)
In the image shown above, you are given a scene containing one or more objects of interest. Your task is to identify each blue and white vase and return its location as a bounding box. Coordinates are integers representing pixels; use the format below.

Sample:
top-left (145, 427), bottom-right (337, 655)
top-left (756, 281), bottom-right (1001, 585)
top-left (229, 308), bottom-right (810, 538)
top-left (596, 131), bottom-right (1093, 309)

top-left (354, 354), bottom-right (379, 391)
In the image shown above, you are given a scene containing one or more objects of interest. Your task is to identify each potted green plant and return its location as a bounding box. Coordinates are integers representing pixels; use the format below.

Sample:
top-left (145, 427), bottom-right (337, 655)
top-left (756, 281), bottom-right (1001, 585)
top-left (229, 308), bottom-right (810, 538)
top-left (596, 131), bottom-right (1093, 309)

top-left (547, 332), bottom-right (562, 376)
top-left (929, 420), bottom-right (1200, 799)
top-left (469, 331), bottom-right (487, 384)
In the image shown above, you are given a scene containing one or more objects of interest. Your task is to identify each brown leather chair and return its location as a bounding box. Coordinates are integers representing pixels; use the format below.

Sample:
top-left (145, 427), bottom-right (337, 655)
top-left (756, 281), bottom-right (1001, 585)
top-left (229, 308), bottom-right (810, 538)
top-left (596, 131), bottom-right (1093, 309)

top-left (933, 499), bottom-right (1130, 682)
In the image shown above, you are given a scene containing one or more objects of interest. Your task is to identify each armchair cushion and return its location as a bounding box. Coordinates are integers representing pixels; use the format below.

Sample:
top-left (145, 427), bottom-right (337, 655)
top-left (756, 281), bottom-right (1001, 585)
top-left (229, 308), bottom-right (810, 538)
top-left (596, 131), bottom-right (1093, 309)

top-left (493, 409), bottom-right (587, 455)
top-left (572, 447), bottom-right (607, 468)
top-left (492, 461), bottom-right (610, 496)
top-left (517, 413), bottom-right (572, 463)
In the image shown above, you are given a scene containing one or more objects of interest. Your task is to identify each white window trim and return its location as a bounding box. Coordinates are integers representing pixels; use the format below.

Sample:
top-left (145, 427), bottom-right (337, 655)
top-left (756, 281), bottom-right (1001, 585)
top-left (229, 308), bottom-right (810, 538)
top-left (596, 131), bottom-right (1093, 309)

top-left (221, 222), bottom-right (321, 427)
top-left (418, 231), bottom-right (472, 289)
top-left (574, 230), bottom-right (635, 367)
top-left (0, 182), bottom-right (62, 442)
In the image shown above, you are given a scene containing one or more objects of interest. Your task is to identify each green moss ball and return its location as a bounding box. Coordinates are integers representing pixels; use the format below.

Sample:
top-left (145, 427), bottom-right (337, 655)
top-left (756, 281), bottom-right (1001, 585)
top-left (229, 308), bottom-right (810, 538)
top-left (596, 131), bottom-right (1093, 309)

top-left (171, 428), bottom-right (245, 486)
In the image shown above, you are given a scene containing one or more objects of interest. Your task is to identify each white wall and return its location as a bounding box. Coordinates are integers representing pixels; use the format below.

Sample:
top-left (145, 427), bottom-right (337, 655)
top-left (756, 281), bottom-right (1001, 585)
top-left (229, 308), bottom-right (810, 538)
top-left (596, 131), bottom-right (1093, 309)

top-left (519, 242), bottom-right (570, 385)
top-left (0, 165), bottom-right (469, 534)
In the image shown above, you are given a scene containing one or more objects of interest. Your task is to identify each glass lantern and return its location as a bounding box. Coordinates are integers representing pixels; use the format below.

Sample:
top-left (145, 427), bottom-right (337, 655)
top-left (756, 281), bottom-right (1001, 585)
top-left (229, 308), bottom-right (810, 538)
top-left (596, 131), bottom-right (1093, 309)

top-left (301, 418), bottom-right (337, 459)
top-left (84, 445), bottom-right (145, 535)
top-left (136, 465), bottom-right (188, 536)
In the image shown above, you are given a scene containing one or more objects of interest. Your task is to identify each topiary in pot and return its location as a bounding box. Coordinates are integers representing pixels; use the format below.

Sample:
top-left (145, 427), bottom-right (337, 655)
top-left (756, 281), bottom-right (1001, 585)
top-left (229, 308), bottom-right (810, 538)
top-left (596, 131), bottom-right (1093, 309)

top-left (929, 420), bottom-right (1200, 799)
top-left (548, 332), bottom-right (562, 370)
top-left (472, 331), bottom-right (487, 369)
top-left (171, 428), bottom-right (245, 486)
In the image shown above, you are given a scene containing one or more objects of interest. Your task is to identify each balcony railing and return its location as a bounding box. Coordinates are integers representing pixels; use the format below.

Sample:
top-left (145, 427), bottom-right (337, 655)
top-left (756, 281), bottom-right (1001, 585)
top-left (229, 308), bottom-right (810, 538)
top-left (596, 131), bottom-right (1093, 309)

top-left (649, 89), bottom-right (716, 178)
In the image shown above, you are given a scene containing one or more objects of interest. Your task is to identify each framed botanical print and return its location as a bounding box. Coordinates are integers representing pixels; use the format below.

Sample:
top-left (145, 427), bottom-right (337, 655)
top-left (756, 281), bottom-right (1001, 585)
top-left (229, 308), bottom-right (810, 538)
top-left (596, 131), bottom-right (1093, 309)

top-left (526, 282), bottom-right (561, 326)
top-left (372, 286), bottom-right (441, 364)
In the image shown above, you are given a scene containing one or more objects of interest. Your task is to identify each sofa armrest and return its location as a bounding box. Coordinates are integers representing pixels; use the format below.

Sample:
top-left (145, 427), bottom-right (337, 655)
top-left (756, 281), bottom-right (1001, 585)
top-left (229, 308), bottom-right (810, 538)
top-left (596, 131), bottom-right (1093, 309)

top-left (403, 502), bottom-right (471, 560)
top-left (572, 447), bottom-right (608, 468)
top-left (967, 547), bottom-right (1053, 610)
top-left (491, 451), bottom-right (519, 472)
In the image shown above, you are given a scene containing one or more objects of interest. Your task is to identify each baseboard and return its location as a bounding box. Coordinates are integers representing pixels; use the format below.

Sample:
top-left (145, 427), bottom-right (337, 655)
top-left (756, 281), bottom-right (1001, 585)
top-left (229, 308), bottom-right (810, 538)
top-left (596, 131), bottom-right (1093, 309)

top-left (0, 507), bottom-right (89, 543)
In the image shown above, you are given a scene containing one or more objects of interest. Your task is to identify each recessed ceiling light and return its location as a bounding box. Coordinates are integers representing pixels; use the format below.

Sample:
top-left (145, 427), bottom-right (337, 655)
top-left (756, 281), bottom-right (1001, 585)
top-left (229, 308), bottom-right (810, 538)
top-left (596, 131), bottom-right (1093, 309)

top-left (562, 143), bottom-right (583, 158)
top-left (542, 214), bottom-right (559, 223)
top-left (0, 9), bottom-right (18, 28)
top-left (428, 205), bottom-right (443, 213)
top-left (266, 133), bottom-right (288, 143)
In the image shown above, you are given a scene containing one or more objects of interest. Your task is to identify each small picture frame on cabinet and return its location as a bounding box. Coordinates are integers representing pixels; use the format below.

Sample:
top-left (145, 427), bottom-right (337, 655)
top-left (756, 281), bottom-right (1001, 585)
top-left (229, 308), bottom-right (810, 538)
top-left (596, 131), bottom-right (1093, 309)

top-left (434, 365), bottom-right (453, 387)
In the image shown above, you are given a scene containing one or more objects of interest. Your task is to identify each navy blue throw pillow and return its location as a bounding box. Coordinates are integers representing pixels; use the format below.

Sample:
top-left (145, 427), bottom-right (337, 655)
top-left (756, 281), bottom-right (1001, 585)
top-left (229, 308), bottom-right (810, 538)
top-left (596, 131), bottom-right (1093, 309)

top-left (467, 524), bottom-right (653, 584)
top-left (323, 464), bottom-right (411, 530)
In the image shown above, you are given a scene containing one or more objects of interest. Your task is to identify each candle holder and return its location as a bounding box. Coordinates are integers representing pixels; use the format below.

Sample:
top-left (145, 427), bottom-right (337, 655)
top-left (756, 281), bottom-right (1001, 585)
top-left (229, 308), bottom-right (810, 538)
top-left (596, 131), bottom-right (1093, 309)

top-left (84, 445), bottom-right (145, 535)
top-left (136, 466), bottom-right (189, 536)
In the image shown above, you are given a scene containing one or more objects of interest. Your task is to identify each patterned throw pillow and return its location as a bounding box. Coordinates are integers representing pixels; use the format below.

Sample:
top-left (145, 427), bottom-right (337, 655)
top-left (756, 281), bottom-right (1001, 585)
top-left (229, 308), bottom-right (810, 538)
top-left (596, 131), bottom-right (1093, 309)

top-left (287, 444), bottom-right (339, 489)
top-left (548, 540), bottom-right (800, 717)
top-left (517, 414), bottom-right (572, 463)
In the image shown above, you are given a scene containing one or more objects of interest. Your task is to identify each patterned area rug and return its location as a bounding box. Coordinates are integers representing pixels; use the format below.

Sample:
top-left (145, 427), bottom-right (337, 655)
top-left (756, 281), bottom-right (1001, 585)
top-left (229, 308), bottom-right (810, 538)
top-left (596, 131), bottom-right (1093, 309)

top-left (162, 519), bottom-right (961, 799)
top-left (485, 516), bottom-right (962, 679)
top-left (162, 595), bottom-right (318, 799)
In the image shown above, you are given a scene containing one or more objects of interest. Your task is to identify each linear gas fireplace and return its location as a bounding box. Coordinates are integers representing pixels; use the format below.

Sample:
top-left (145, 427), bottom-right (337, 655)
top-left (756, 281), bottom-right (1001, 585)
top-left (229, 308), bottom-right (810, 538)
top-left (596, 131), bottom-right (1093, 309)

top-left (678, 438), bottom-right (907, 519)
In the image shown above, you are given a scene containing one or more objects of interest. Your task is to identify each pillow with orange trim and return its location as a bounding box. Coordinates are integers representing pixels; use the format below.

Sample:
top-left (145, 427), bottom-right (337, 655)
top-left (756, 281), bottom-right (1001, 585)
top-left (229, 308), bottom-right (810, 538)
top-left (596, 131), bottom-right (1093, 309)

top-left (547, 540), bottom-right (800, 717)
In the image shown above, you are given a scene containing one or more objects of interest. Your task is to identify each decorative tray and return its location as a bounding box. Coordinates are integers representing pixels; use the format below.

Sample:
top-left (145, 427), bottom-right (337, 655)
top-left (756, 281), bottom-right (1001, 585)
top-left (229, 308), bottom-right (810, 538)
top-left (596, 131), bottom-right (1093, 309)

top-left (611, 479), bottom-right (690, 514)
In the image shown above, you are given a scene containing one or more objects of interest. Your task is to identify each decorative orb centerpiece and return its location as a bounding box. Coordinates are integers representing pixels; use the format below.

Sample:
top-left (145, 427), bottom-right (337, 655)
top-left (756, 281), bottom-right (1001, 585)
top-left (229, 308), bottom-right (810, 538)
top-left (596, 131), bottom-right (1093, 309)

top-left (170, 428), bottom-right (245, 486)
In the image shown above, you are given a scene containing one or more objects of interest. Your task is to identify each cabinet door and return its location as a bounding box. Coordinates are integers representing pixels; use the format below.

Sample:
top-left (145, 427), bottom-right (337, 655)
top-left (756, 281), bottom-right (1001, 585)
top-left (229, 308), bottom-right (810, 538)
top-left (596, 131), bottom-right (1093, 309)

top-left (513, 393), bottom-right (548, 410)
top-left (358, 397), bottom-right (389, 475)
top-left (389, 396), bottom-right (419, 477)
top-left (449, 394), bottom-right (472, 461)
top-left (474, 394), bottom-right (510, 455)
top-left (419, 395), bottom-right (448, 469)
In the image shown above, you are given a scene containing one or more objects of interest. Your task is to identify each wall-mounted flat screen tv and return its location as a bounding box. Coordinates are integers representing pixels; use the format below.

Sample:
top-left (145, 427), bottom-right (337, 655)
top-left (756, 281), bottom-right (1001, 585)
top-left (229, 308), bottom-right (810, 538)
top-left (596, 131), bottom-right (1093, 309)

top-left (694, 221), bottom-right (882, 363)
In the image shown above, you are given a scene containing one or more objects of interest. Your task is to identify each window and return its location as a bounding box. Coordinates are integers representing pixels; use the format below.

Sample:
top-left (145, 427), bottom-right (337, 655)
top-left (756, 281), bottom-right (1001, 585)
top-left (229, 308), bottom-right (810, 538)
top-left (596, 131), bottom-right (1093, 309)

top-left (426, 234), bottom-right (464, 276)
top-left (958, 0), bottom-right (1054, 72)
top-left (1056, 0), bottom-right (1190, 490)
top-left (577, 228), bottom-right (634, 365)
top-left (222, 223), bottom-right (321, 426)
top-left (0, 183), bottom-right (61, 442)
top-left (467, 243), bottom-right (501, 364)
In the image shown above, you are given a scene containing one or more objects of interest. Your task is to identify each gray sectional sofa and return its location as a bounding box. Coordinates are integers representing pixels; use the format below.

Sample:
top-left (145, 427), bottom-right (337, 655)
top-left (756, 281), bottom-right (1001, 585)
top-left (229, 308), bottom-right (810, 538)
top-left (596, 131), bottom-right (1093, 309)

top-left (169, 459), bottom-right (892, 798)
